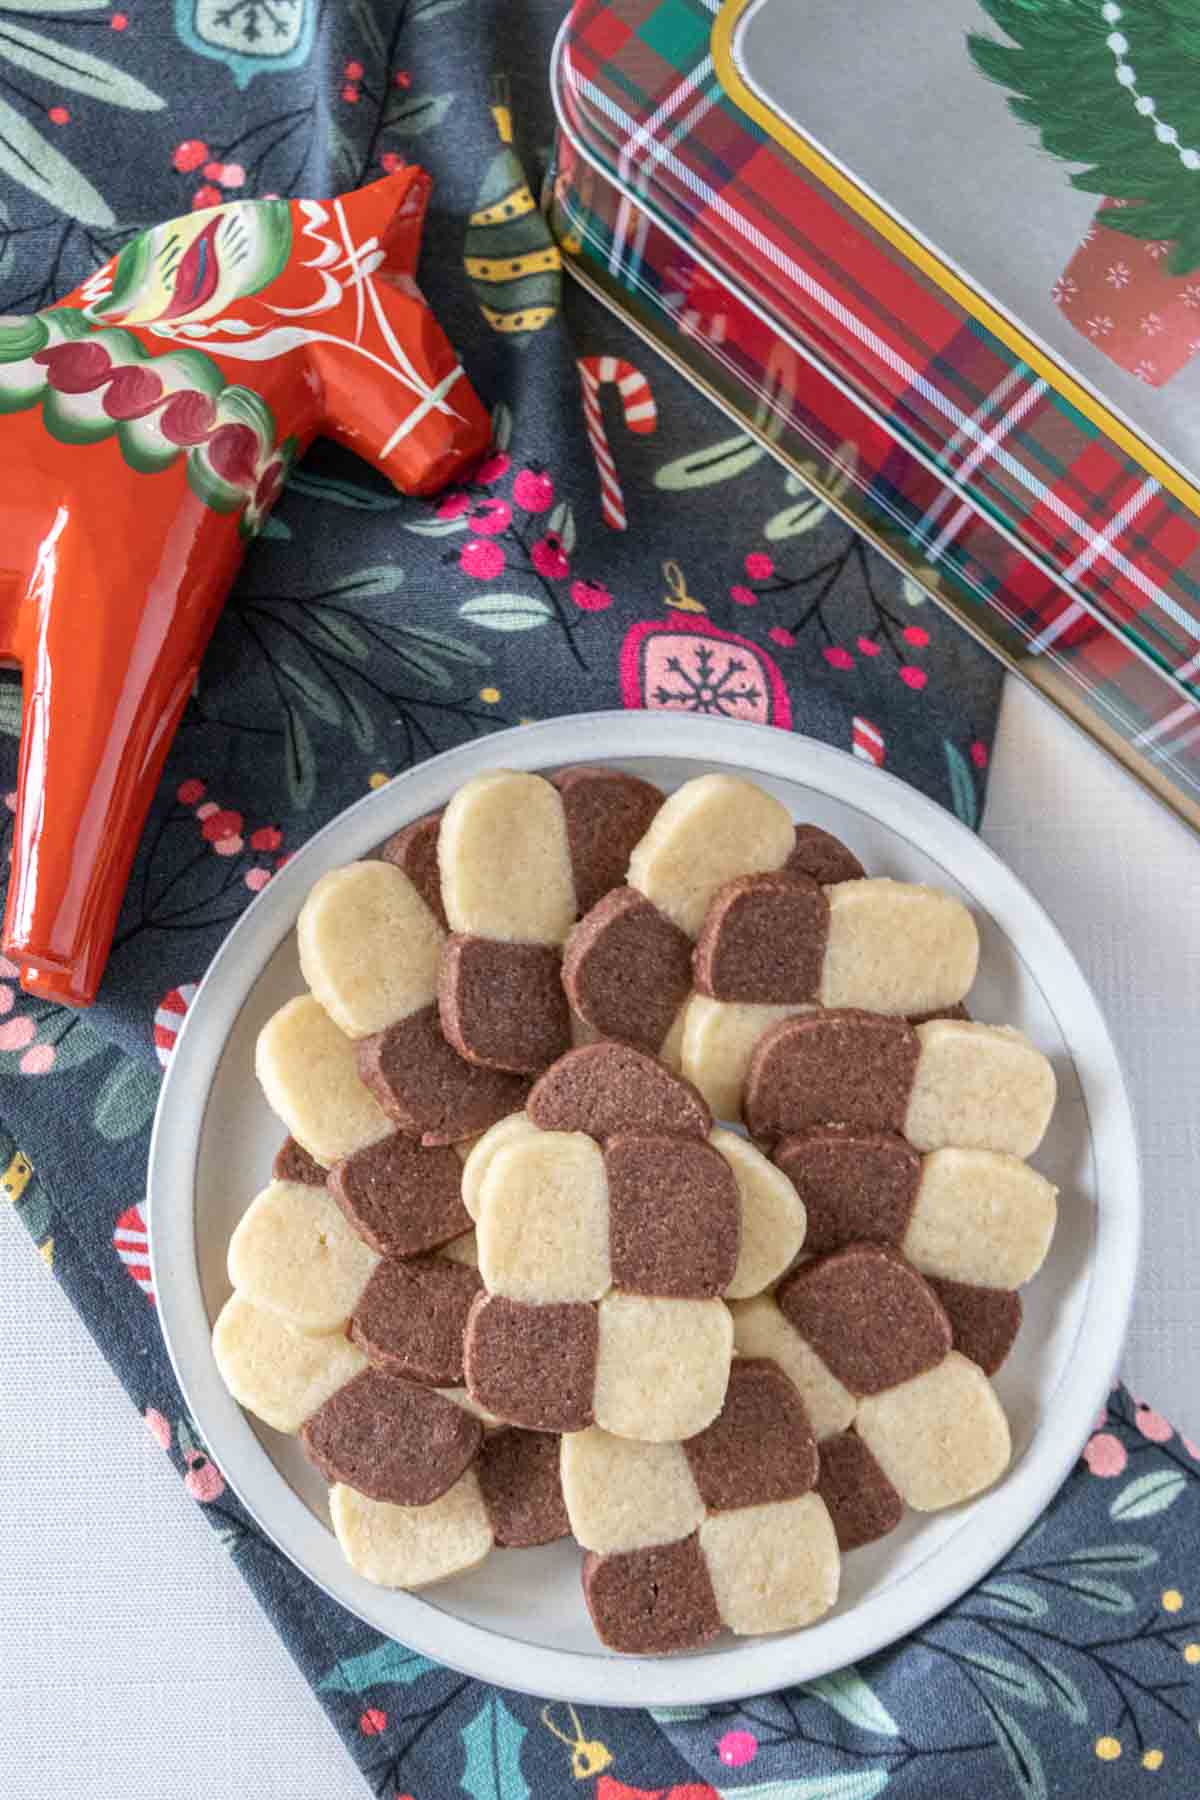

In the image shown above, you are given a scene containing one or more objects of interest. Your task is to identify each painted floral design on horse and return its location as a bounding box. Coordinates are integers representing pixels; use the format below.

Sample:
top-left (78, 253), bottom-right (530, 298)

top-left (83, 194), bottom-right (294, 330)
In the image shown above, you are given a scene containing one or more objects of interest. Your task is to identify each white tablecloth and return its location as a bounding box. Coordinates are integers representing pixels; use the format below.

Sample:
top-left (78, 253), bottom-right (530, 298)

top-left (2, 677), bottom-right (1197, 1799)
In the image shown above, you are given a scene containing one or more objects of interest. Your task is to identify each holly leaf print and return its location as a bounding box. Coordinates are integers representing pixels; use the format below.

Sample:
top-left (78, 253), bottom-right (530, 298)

top-left (93, 1055), bottom-right (159, 1142)
top-left (0, 17), bottom-right (164, 110)
top-left (978, 1579), bottom-right (1049, 1620)
top-left (800, 1665), bottom-right (899, 1736)
top-left (459, 1694), bottom-right (528, 1800)
top-left (944, 739), bottom-right (978, 829)
top-left (286, 471), bottom-right (402, 512)
top-left (649, 1704), bottom-right (710, 1723)
top-left (964, 1652), bottom-right (1047, 1710)
top-left (283, 704), bottom-right (316, 811)
top-left (317, 1641), bottom-right (435, 1695)
top-left (459, 594), bottom-right (552, 632)
top-left (655, 431), bottom-right (764, 491)
top-left (984, 1701), bottom-right (1048, 1800)
top-left (280, 660), bottom-right (341, 727)
top-left (547, 500), bottom-right (577, 555)
top-left (764, 488), bottom-right (829, 541)
top-left (0, 96), bottom-right (114, 225)
top-left (1057, 1542), bottom-right (1159, 1573)
top-left (384, 93), bottom-right (454, 138)
top-left (1109, 1470), bottom-right (1187, 1521)
top-left (1050, 1574), bottom-right (1134, 1614)
top-left (324, 565), bottom-right (405, 602)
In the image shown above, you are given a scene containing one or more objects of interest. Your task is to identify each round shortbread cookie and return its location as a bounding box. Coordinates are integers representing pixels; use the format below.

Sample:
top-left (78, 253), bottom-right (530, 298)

top-left (300, 1369), bottom-right (481, 1505)
top-left (626, 773), bottom-right (795, 938)
top-left (227, 1180), bottom-right (380, 1333)
top-left (854, 1350), bottom-right (1012, 1510)
top-left (560, 1429), bottom-right (705, 1554)
top-left (582, 1536), bottom-right (722, 1654)
top-left (211, 1292), bottom-right (367, 1435)
top-left (776, 1245), bottom-right (952, 1398)
top-left (438, 770), bottom-right (575, 945)
top-left (476, 1131), bottom-right (612, 1303)
top-left (257, 995), bottom-right (392, 1168)
top-left (593, 1292), bottom-right (733, 1442)
top-left (699, 1492), bottom-right (840, 1635)
top-left (551, 766), bottom-right (664, 916)
top-left (904, 1020), bottom-right (1057, 1156)
top-left (297, 862), bottom-right (445, 1039)
top-left (815, 1430), bottom-right (904, 1551)
top-left (709, 1128), bottom-right (806, 1299)
top-left (681, 996), bottom-right (812, 1122)
top-left (377, 811), bottom-right (447, 928)
top-left (682, 1358), bottom-right (818, 1512)
top-left (819, 879), bottom-right (978, 1015)
top-left (464, 1293), bottom-right (599, 1434)
top-left (329, 1131), bottom-right (471, 1257)
top-left (604, 1133), bottom-right (740, 1299)
top-left (357, 1005), bottom-right (530, 1145)
top-left (460, 1113), bottom-right (539, 1222)
top-left (350, 1256), bottom-right (483, 1386)
top-left (527, 1042), bottom-right (711, 1142)
top-left (692, 872), bottom-right (829, 1004)
top-left (562, 886), bottom-right (694, 1056)
top-left (437, 936), bottom-right (570, 1073)
top-left (785, 825), bottom-right (864, 886)
top-left (773, 1127), bottom-right (920, 1257)
top-left (926, 1277), bottom-right (1023, 1376)
top-left (729, 1293), bottom-right (856, 1441)
top-left (330, 1472), bottom-right (494, 1589)
top-left (903, 1148), bottom-right (1058, 1288)
top-left (476, 1428), bottom-right (570, 1549)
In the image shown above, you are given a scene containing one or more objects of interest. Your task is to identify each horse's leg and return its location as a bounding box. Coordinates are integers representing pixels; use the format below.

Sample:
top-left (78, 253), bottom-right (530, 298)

top-left (3, 504), bottom-right (240, 1005)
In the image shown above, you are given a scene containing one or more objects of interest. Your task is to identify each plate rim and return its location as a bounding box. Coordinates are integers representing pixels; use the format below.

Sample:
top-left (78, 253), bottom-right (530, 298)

top-left (148, 711), bottom-right (1141, 1708)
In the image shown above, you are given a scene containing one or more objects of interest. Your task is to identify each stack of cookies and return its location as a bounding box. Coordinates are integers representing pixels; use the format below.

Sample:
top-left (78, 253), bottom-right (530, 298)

top-left (212, 764), bottom-right (1059, 1654)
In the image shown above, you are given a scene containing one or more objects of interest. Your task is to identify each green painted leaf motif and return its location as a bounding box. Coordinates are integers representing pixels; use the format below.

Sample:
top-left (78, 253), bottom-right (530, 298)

top-left (286, 471), bottom-right (400, 511)
top-left (548, 501), bottom-right (577, 555)
top-left (943, 739), bottom-right (978, 830)
top-left (308, 609), bottom-right (368, 661)
top-left (966, 1652), bottom-right (1046, 1710)
top-left (655, 432), bottom-right (764, 492)
top-left (1027, 1656), bottom-right (1088, 1725)
top-left (93, 1056), bottom-right (159, 1142)
top-left (764, 490), bottom-right (829, 541)
top-left (1058, 1543), bottom-right (1159, 1573)
top-left (317, 1641), bottom-right (435, 1694)
top-left (44, 1015), bottom-right (108, 1074)
top-left (279, 661), bottom-right (342, 727)
top-left (1110, 1471), bottom-right (1187, 1521)
top-left (1053, 1575), bottom-right (1134, 1614)
top-left (985, 1701), bottom-right (1048, 1800)
top-left (0, 677), bottom-right (21, 737)
top-left (177, 1417), bottom-right (197, 1458)
top-left (324, 565), bottom-right (404, 601)
top-left (390, 643), bottom-right (454, 690)
top-left (901, 575), bottom-right (928, 607)
top-left (283, 704), bottom-right (316, 811)
top-left (0, 19), bottom-right (165, 108)
top-left (0, 95), bottom-right (114, 226)
top-left (341, 686), bottom-right (376, 753)
top-left (649, 1704), bottom-right (710, 1723)
top-left (979, 1579), bottom-right (1049, 1620)
top-left (395, 625), bottom-right (491, 667)
top-left (327, 118), bottom-right (359, 189)
top-left (800, 1665), bottom-right (899, 1736)
top-left (403, 514), bottom-right (470, 537)
top-left (347, 0), bottom-right (387, 62)
top-left (459, 594), bottom-right (552, 632)
top-left (411, 0), bottom-right (469, 18)
top-left (723, 1773), bottom-right (890, 1800)
top-left (490, 402), bottom-right (512, 452)
top-left (459, 1694), bottom-right (529, 1800)
top-left (1, 2), bottom-right (114, 13)
top-left (384, 93), bottom-right (454, 137)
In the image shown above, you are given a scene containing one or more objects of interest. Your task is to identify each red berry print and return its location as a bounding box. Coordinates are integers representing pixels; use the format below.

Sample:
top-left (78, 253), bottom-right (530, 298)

top-left (394, 70), bottom-right (412, 88)
top-left (970, 740), bottom-right (989, 769)
top-left (460, 540), bottom-right (505, 580)
top-left (250, 826), bottom-right (283, 852)
top-left (380, 152), bottom-right (401, 175)
top-left (823, 645), bottom-right (855, 670)
top-left (856, 635), bottom-right (881, 656)
top-left (476, 450), bottom-right (510, 484)
top-left (360, 1709), bottom-right (387, 1736)
top-left (903, 624), bottom-right (930, 647)
top-left (111, 11), bottom-right (128, 28)
top-left (200, 809), bottom-right (243, 843)
top-left (342, 84), bottom-right (359, 103)
top-left (570, 578), bottom-right (613, 612)
top-left (192, 184), bottom-right (223, 211)
top-left (729, 585), bottom-right (757, 606)
top-left (344, 60), bottom-right (365, 79)
top-left (173, 139), bottom-right (209, 173)
top-left (437, 491), bottom-right (470, 520)
top-left (898, 665), bottom-right (927, 690)
top-left (513, 467), bottom-right (554, 513)
top-left (203, 161), bottom-right (223, 181)
top-left (48, 106), bottom-right (70, 126)
top-left (531, 534), bottom-right (569, 580)
top-left (718, 1729), bottom-right (758, 1768)
top-left (177, 778), bottom-right (206, 806)
top-left (472, 497), bottom-right (511, 535)
top-left (768, 626), bottom-right (795, 647)
top-left (743, 551), bottom-right (774, 580)
top-left (184, 1454), bottom-right (225, 1503)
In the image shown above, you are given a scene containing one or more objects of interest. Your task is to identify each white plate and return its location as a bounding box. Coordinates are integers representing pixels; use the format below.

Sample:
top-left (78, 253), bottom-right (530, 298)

top-left (149, 712), bottom-right (1140, 1708)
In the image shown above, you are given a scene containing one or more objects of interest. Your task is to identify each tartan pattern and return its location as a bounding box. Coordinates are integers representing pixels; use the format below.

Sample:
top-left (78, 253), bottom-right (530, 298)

top-left (553, 0), bottom-right (1200, 808)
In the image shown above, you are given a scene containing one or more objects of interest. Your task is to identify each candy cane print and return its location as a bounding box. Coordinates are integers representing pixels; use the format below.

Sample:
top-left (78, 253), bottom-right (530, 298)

top-left (852, 716), bottom-right (885, 766)
top-left (577, 355), bottom-right (657, 530)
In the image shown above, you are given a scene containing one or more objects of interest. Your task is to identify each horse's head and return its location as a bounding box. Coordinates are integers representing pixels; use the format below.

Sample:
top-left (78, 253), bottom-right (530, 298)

top-left (74, 168), bottom-right (489, 496)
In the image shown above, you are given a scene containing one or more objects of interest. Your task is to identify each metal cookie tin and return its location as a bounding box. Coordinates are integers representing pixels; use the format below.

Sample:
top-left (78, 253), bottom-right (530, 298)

top-left (549, 0), bottom-right (1200, 831)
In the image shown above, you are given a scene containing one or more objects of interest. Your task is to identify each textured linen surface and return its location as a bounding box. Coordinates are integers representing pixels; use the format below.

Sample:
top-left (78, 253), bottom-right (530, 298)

top-left (0, 5), bottom-right (1194, 1798)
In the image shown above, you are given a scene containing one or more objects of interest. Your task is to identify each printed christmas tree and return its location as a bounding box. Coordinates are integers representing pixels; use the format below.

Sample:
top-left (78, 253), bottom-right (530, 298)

top-left (969, 0), bottom-right (1200, 385)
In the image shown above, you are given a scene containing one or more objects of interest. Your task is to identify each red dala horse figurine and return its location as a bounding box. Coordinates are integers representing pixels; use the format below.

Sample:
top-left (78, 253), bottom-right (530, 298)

top-left (0, 167), bottom-right (490, 1006)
